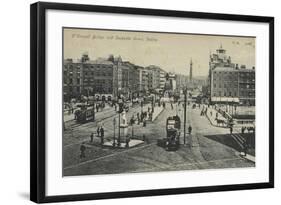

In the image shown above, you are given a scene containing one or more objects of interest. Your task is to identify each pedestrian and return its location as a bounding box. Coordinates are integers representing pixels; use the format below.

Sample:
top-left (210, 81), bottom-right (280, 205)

top-left (100, 126), bottom-right (104, 145)
top-left (230, 126), bottom-right (233, 134)
top-left (125, 135), bottom-right (130, 148)
top-left (97, 126), bottom-right (100, 137)
top-left (80, 144), bottom-right (86, 159)
top-left (130, 115), bottom-right (135, 125)
top-left (137, 113), bottom-right (140, 124)
top-left (242, 141), bottom-right (248, 156)
top-left (241, 126), bottom-right (245, 134)
top-left (142, 134), bottom-right (146, 142)
top-left (188, 125), bottom-right (192, 135)
top-left (149, 112), bottom-right (152, 121)
top-left (96, 104), bottom-right (99, 112)
top-left (171, 103), bottom-right (173, 110)
top-left (90, 132), bottom-right (94, 143)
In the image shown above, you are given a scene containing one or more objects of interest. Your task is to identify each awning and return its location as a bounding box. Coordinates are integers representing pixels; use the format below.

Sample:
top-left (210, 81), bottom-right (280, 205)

top-left (211, 97), bottom-right (239, 103)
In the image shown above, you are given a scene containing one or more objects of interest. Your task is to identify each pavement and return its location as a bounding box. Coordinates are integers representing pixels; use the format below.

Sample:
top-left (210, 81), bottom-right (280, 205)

top-left (103, 139), bottom-right (144, 148)
top-left (242, 154), bottom-right (255, 163)
top-left (205, 106), bottom-right (228, 128)
top-left (151, 106), bottom-right (164, 121)
top-left (63, 102), bottom-right (255, 176)
top-left (64, 103), bottom-right (114, 122)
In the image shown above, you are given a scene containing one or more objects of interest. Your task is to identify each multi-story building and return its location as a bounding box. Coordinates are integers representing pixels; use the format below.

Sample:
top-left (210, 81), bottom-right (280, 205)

top-left (207, 45), bottom-right (234, 97)
top-left (209, 46), bottom-right (255, 105)
top-left (167, 72), bottom-right (176, 91)
top-left (159, 68), bottom-right (166, 90)
top-left (238, 67), bottom-right (255, 105)
top-left (138, 66), bottom-right (148, 93)
top-left (63, 53), bottom-right (118, 102)
top-left (210, 66), bottom-right (239, 102)
top-left (83, 57), bottom-right (117, 101)
top-left (64, 53), bottom-right (170, 101)
top-left (63, 59), bottom-right (83, 101)
top-left (120, 61), bottom-right (140, 98)
top-left (146, 65), bottom-right (162, 90)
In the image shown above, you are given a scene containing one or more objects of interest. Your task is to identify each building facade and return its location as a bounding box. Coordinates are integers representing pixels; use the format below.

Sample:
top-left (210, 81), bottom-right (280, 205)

top-left (238, 67), bottom-right (255, 105)
top-left (64, 53), bottom-right (168, 101)
top-left (209, 46), bottom-right (255, 105)
top-left (63, 54), bottom-right (117, 102)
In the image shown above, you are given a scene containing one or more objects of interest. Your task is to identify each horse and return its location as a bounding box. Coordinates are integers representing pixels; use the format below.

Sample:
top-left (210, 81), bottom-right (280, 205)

top-left (247, 127), bottom-right (255, 133)
top-left (215, 118), bottom-right (225, 126)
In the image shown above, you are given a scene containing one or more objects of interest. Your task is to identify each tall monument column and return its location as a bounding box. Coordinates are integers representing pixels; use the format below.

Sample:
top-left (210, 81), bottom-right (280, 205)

top-left (189, 58), bottom-right (193, 82)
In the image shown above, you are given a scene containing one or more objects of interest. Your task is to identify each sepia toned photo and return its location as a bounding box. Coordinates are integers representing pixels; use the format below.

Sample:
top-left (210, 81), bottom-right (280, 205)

top-left (63, 28), bottom-right (256, 177)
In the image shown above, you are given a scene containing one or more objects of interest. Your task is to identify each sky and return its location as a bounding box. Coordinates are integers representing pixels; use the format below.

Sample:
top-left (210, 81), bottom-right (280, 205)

top-left (64, 28), bottom-right (255, 77)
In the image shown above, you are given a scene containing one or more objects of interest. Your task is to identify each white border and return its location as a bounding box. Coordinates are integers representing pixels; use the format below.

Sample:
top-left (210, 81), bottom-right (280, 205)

top-left (46, 9), bottom-right (269, 196)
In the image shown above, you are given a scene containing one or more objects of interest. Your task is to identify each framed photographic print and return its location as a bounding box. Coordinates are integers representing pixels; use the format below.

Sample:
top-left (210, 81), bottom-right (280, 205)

top-left (30, 1), bottom-right (274, 203)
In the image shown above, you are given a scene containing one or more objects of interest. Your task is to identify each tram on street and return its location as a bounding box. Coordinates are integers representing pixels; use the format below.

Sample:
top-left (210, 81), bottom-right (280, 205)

top-left (75, 104), bottom-right (95, 123)
top-left (157, 115), bottom-right (181, 151)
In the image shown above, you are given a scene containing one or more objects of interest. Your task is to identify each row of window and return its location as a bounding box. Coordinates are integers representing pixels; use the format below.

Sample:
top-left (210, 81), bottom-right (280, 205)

top-left (213, 91), bottom-right (255, 97)
top-left (84, 65), bottom-right (113, 69)
top-left (213, 91), bottom-right (237, 97)
top-left (213, 84), bottom-right (238, 88)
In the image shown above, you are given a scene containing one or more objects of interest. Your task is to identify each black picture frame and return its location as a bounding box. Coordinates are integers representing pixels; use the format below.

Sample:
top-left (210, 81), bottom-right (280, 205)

top-left (30, 1), bottom-right (274, 203)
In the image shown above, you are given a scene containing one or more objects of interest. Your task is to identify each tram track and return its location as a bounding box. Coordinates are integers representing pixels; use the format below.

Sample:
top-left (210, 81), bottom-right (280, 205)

top-left (64, 104), bottom-right (151, 147)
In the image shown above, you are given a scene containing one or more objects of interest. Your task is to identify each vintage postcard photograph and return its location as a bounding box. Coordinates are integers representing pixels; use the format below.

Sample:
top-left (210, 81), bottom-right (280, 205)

top-left (63, 28), bottom-right (255, 176)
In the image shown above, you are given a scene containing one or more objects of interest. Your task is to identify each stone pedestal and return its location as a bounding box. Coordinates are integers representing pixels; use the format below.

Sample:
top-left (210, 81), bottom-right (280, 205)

top-left (120, 111), bottom-right (128, 142)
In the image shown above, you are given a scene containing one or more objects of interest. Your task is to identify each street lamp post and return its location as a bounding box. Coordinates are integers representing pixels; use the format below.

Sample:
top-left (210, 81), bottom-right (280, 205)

top-left (118, 99), bottom-right (122, 147)
top-left (113, 118), bottom-right (116, 147)
top-left (183, 88), bottom-right (187, 145)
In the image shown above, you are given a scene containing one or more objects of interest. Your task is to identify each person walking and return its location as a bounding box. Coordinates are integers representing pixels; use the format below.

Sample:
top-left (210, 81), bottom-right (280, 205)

top-left (241, 126), bottom-right (245, 134)
top-left (125, 135), bottom-right (130, 148)
top-left (142, 134), bottom-right (146, 142)
top-left (79, 144), bottom-right (86, 159)
top-left (188, 125), bottom-right (192, 135)
top-left (137, 112), bottom-right (140, 125)
top-left (230, 126), bottom-right (233, 134)
top-left (97, 126), bottom-right (100, 138)
top-left (100, 126), bottom-right (104, 145)
top-left (130, 115), bottom-right (135, 126)
top-left (242, 141), bottom-right (248, 157)
top-left (90, 132), bottom-right (94, 143)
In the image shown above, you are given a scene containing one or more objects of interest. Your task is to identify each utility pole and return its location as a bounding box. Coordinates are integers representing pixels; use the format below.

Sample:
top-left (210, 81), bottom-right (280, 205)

top-left (183, 88), bottom-right (187, 145)
top-left (113, 118), bottom-right (116, 147)
top-left (118, 100), bottom-right (122, 147)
